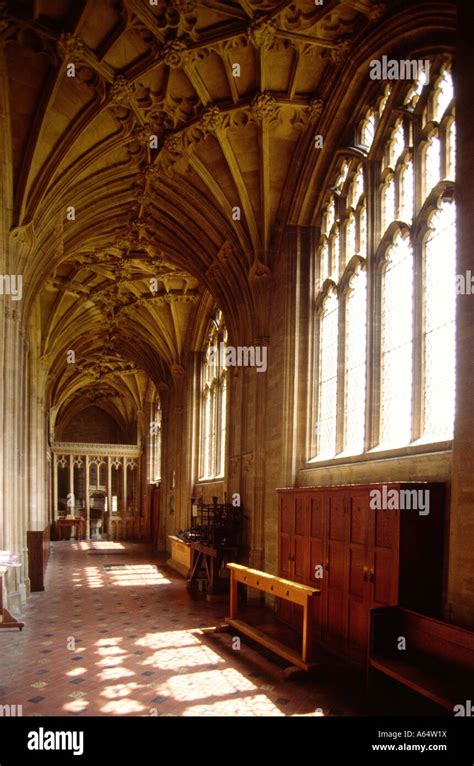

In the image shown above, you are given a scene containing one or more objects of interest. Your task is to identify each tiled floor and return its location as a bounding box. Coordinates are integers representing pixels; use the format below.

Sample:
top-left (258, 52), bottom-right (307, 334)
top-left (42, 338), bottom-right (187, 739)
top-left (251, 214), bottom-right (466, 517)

top-left (0, 541), bottom-right (367, 717)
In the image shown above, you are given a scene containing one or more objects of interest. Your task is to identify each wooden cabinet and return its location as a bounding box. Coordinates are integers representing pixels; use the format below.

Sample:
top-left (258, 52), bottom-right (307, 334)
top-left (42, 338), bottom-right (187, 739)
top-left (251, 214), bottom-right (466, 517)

top-left (277, 483), bottom-right (445, 665)
top-left (27, 524), bottom-right (50, 592)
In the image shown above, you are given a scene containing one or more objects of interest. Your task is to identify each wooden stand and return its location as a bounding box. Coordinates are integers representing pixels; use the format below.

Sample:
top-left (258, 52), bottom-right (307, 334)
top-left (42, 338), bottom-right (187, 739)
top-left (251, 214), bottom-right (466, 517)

top-left (27, 525), bottom-right (50, 592)
top-left (189, 541), bottom-right (238, 594)
top-left (226, 563), bottom-right (319, 671)
top-left (0, 568), bottom-right (24, 631)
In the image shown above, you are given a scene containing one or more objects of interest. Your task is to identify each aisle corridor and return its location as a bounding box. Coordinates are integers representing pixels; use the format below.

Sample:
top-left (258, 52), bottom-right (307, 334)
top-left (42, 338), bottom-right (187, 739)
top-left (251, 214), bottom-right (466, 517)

top-left (0, 543), bottom-right (363, 717)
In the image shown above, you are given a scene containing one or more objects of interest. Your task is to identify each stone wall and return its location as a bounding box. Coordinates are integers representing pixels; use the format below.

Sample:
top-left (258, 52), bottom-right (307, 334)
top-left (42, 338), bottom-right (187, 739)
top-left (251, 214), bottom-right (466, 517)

top-left (60, 406), bottom-right (126, 444)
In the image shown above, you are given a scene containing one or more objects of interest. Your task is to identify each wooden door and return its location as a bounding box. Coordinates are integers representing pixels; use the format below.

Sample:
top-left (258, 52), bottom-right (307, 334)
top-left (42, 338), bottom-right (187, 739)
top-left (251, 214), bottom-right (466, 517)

top-left (293, 494), bottom-right (309, 582)
top-left (369, 486), bottom-right (399, 609)
top-left (322, 491), bottom-right (347, 651)
top-left (309, 491), bottom-right (325, 644)
top-left (346, 490), bottom-right (371, 662)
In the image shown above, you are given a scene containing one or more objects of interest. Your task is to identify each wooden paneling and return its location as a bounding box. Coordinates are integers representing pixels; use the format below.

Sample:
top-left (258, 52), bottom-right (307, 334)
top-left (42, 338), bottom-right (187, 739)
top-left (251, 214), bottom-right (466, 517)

top-left (278, 483), bottom-right (445, 666)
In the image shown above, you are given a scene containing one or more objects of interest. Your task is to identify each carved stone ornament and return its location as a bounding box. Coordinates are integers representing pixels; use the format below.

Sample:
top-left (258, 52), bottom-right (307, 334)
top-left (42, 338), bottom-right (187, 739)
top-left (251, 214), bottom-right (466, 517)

top-left (199, 105), bottom-right (224, 137)
top-left (162, 39), bottom-right (189, 69)
top-left (109, 75), bottom-right (134, 106)
top-left (251, 92), bottom-right (279, 123)
top-left (164, 132), bottom-right (185, 156)
top-left (57, 32), bottom-right (85, 62)
top-left (306, 97), bottom-right (324, 123)
top-left (248, 17), bottom-right (277, 50)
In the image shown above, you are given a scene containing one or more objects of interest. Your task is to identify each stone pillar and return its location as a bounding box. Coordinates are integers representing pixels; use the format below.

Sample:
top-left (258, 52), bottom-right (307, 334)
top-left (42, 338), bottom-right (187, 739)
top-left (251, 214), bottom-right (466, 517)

top-left (85, 455), bottom-right (90, 540)
top-left (68, 454), bottom-right (74, 513)
top-left (2, 308), bottom-right (28, 608)
top-left (107, 456), bottom-right (112, 539)
top-left (249, 356), bottom-right (269, 572)
top-left (53, 454), bottom-right (58, 521)
top-left (446, 10), bottom-right (474, 628)
top-left (20, 332), bottom-right (30, 597)
top-left (122, 457), bottom-right (127, 516)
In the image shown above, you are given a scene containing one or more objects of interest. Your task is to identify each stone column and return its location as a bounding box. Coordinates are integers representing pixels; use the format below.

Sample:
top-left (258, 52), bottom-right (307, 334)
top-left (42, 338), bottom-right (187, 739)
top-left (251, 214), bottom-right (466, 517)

top-left (68, 454), bottom-right (75, 514)
top-left (2, 308), bottom-right (28, 608)
top-left (446, 13), bottom-right (474, 629)
top-left (85, 455), bottom-right (90, 541)
top-left (20, 332), bottom-right (30, 597)
top-left (53, 454), bottom-right (58, 521)
top-left (123, 457), bottom-right (127, 515)
top-left (107, 456), bottom-right (112, 539)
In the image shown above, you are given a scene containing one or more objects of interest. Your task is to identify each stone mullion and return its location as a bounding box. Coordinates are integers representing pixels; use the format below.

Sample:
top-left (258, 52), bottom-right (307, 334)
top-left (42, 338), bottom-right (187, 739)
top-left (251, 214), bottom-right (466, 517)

top-left (284, 226), bottom-right (307, 476)
top-left (335, 287), bottom-right (347, 456)
top-left (365, 159), bottom-right (381, 450)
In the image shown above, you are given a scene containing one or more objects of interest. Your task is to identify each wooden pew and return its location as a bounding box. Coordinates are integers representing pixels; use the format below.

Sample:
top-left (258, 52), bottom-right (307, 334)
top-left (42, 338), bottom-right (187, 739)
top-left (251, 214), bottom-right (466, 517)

top-left (226, 563), bottom-right (320, 671)
top-left (368, 606), bottom-right (474, 710)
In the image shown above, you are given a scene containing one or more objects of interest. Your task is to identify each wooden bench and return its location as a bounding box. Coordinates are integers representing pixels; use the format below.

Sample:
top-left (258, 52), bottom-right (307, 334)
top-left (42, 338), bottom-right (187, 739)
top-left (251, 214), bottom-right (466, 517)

top-left (226, 563), bottom-right (320, 671)
top-left (368, 606), bottom-right (474, 711)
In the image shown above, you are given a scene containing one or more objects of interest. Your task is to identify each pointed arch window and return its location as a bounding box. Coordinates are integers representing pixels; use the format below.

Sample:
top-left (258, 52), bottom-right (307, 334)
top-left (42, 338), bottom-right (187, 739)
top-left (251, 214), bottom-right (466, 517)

top-left (148, 398), bottom-right (162, 483)
top-left (199, 311), bottom-right (227, 480)
top-left (381, 174), bottom-right (396, 233)
top-left (422, 198), bottom-right (456, 440)
top-left (424, 132), bottom-right (441, 197)
top-left (316, 288), bottom-right (339, 458)
top-left (399, 157), bottom-right (414, 224)
top-left (310, 58), bottom-right (455, 462)
top-left (318, 194), bottom-right (339, 287)
top-left (380, 233), bottom-right (414, 447)
top-left (360, 110), bottom-right (376, 150)
top-left (344, 265), bottom-right (367, 454)
top-left (432, 66), bottom-right (454, 123)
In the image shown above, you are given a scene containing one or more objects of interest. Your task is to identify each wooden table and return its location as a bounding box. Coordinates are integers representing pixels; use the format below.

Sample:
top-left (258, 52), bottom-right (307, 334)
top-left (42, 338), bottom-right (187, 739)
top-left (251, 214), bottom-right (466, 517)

top-left (56, 517), bottom-right (86, 541)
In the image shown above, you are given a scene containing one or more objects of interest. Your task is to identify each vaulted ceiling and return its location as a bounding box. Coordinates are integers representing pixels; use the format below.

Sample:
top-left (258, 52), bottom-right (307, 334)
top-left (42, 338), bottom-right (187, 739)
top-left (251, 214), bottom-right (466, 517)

top-left (1, 0), bottom-right (410, 430)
